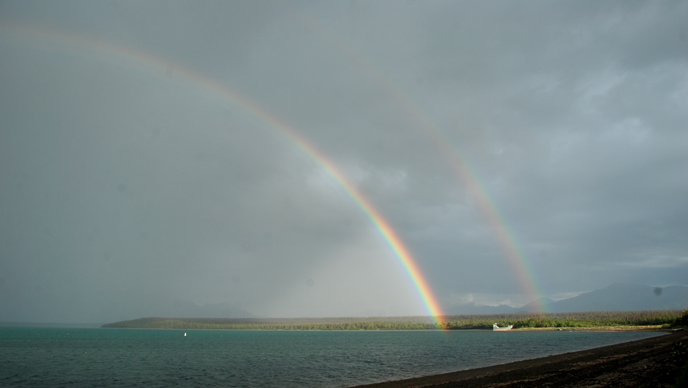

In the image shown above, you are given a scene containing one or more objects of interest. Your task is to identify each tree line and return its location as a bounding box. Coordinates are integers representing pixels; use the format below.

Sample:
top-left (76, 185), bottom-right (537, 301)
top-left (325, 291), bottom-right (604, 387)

top-left (102, 309), bottom-right (688, 330)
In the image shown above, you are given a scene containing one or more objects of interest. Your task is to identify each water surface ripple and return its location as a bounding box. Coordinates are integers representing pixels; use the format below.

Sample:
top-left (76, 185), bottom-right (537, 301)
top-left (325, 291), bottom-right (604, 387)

top-left (0, 327), bottom-right (661, 387)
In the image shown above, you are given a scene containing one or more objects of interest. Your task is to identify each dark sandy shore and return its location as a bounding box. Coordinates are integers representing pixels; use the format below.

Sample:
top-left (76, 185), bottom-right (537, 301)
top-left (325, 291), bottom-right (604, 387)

top-left (353, 329), bottom-right (688, 388)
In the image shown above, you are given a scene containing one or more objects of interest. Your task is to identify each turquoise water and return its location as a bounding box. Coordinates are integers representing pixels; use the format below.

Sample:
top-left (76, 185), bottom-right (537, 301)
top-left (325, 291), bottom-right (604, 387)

top-left (0, 327), bottom-right (661, 387)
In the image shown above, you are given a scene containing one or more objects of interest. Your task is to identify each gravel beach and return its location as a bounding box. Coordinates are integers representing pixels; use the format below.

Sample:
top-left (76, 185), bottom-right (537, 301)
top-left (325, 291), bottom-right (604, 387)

top-left (352, 329), bottom-right (688, 388)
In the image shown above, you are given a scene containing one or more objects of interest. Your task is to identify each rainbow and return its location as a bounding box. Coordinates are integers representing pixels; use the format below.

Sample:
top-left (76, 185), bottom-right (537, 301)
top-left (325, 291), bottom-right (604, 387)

top-left (298, 14), bottom-right (547, 312)
top-left (0, 24), bottom-right (447, 324)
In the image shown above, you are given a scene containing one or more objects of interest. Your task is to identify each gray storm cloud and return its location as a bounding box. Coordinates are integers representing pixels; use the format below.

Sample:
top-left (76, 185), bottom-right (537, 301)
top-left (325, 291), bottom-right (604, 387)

top-left (0, 0), bottom-right (686, 322)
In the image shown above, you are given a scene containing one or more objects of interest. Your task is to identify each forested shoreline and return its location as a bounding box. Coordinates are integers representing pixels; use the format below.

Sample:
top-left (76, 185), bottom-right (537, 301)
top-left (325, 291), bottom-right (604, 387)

top-left (103, 309), bottom-right (688, 330)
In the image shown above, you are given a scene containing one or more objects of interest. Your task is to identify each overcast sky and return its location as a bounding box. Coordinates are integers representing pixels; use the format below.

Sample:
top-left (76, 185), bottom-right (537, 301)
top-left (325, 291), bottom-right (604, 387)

top-left (1, 1), bottom-right (687, 323)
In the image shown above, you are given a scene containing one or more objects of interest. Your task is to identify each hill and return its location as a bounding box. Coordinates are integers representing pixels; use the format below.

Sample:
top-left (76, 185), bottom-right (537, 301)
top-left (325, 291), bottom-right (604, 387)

top-left (450, 283), bottom-right (688, 314)
top-left (545, 283), bottom-right (688, 312)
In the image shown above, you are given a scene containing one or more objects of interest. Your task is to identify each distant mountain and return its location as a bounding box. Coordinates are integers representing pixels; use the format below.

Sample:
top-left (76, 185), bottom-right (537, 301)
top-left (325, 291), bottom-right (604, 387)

top-left (139, 300), bottom-right (255, 319)
top-left (196, 302), bottom-right (255, 319)
top-left (545, 283), bottom-right (688, 313)
top-left (448, 283), bottom-right (688, 315)
top-left (95, 296), bottom-right (255, 322)
top-left (448, 303), bottom-right (520, 315)
top-left (519, 298), bottom-right (555, 313)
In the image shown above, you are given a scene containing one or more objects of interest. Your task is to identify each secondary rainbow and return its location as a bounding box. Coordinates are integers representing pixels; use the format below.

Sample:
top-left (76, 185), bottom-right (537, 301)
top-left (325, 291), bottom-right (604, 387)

top-left (1, 24), bottom-right (447, 323)
top-left (298, 14), bottom-right (548, 311)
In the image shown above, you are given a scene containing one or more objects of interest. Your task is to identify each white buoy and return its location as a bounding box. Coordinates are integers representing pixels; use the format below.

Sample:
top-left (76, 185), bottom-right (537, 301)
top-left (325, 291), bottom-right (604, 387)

top-left (184, 333), bottom-right (186, 337)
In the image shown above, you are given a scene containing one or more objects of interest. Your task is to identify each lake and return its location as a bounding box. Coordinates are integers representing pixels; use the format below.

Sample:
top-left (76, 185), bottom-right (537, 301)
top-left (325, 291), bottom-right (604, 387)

top-left (0, 327), bottom-right (662, 387)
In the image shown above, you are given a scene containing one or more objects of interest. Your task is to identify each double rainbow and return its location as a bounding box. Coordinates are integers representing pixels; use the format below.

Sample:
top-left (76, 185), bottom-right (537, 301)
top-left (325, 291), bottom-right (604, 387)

top-left (1, 24), bottom-right (447, 323)
top-left (299, 16), bottom-right (547, 312)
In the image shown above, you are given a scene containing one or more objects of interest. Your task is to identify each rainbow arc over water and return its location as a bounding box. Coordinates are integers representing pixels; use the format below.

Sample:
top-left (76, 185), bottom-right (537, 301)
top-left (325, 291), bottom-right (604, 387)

top-left (1, 24), bottom-right (447, 324)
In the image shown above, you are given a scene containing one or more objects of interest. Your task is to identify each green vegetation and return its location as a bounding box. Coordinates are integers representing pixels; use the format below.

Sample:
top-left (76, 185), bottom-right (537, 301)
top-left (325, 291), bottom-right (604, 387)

top-left (102, 310), bottom-right (686, 331)
top-left (676, 309), bottom-right (688, 327)
top-left (446, 310), bottom-right (685, 330)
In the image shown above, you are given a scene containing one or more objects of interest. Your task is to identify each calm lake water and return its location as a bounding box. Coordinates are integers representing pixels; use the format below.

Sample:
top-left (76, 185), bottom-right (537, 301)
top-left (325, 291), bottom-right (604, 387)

top-left (0, 327), bottom-right (662, 387)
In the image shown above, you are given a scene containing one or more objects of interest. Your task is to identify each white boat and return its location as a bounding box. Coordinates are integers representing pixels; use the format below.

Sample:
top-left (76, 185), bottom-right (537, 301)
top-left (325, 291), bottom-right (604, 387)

top-left (493, 323), bottom-right (513, 331)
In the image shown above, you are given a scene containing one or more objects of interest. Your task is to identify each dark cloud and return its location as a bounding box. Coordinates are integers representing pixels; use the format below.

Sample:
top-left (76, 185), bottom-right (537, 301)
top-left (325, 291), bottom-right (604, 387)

top-left (0, 0), bottom-right (686, 321)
